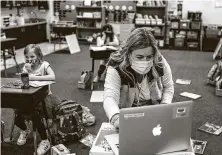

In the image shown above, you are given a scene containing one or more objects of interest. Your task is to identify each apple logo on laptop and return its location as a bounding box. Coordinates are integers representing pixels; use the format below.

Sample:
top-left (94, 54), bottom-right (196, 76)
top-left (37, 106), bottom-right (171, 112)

top-left (152, 124), bottom-right (162, 136)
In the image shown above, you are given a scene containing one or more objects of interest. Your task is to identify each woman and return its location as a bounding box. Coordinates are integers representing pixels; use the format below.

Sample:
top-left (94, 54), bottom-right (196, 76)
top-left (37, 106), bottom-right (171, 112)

top-left (93, 24), bottom-right (119, 82)
top-left (103, 28), bottom-right (174, 129)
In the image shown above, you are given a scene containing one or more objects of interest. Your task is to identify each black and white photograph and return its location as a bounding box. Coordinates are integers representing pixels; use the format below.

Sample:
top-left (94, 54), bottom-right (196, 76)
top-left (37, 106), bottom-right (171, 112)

top-left (1, 0), bottom-right (222, 155)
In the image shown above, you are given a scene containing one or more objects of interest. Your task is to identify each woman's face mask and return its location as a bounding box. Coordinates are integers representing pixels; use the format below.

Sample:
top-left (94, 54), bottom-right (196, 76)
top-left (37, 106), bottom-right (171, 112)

top-left (130, 57), bottom-right (153, 74)
top-left (129, 47), bottom-right (154, 74)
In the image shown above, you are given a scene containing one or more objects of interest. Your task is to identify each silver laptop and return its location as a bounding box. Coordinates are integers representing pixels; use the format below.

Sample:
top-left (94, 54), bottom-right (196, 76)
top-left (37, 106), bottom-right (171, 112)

top-left (119, 101), bottom-right (193, 155)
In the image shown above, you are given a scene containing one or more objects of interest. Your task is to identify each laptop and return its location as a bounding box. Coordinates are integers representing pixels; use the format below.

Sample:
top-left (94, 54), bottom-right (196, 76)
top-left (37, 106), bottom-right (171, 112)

top-left (119, 101), bottom-right (193, 155)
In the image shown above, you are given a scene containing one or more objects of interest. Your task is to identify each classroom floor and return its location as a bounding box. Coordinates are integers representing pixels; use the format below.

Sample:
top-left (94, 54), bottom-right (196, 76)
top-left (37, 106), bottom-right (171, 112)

top-left (1, 44), bottom-right (222, 155)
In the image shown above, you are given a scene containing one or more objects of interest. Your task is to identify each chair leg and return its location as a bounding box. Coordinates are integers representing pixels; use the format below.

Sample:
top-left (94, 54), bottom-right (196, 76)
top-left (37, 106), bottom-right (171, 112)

top-left (33, 130), bottom-right (38, 155)
top-left (12, 47), bottom-right (21, 73)
top-left (3, 50), bottom-right (7, 77)
top-left (9, 110), bottom-right (17, 141)
top-left (1, 121), bottom-right (5, 142)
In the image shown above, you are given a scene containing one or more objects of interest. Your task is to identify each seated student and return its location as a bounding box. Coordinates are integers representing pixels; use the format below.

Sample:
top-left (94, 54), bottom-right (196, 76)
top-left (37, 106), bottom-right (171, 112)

top-left (15, 44), bottom-right (56, 155)
top-left (103, 28), bottom-right (174, 129)
top-left (207, 58), bottom-right (222, 86)
top-left (93, 24), bottom-right (119, 82)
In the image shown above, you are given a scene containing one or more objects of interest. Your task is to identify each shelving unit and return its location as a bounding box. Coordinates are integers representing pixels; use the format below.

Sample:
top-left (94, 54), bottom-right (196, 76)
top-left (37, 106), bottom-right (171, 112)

top-left (169, 19), bottom-right (202, 51)
top-left (75, 6), bottom-right (105, 43)
top-left (135, 0), bottom-right (168, 48)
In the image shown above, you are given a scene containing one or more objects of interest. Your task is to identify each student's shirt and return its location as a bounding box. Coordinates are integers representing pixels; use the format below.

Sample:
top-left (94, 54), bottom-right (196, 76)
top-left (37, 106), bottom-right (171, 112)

top-left (97, 35), bottom-right (119, 47)
top-left (22, 61), bottom-right (52, 94)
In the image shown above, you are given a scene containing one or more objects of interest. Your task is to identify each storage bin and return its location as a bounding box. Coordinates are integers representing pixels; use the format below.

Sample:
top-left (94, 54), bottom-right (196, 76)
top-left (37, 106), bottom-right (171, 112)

top-left (135, 19), bottom-right (145, 24)
top-left (180, 19), bottom-right (190, 29)
top-left (171, 21), bottom-right (179, 28)
top-left (93, 12), bottom-right (101, 18)
top-left (216, 80), bottom-right (222, 97)
top-left (187, 31), bottom-right (198, 39)
top-left (151, 19), bottom-right (157, 25)
top-left (191, 21), bottom-right (201, 29)
top-left (206, 29), bottom-right (220, 38)
top-left (187, 42), bottom-right (199, 48)
top-left (175, 38), bottom-right (185, 47)
top-left (145, 19), bottom-right (151, 25)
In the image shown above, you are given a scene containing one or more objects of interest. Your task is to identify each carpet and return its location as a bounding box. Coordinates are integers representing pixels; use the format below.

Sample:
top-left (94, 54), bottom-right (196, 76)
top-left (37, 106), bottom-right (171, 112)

top-left (1, 46), bottom-right (222, 155)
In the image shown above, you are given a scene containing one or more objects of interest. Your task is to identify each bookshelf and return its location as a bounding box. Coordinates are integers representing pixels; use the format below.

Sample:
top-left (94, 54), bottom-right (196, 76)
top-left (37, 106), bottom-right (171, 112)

top-left (169, 19), bottom-right (202, 51)
top-left (135, 0), bottom-right (168, 48)
top-left (76, 6), bottom-right (105, 43)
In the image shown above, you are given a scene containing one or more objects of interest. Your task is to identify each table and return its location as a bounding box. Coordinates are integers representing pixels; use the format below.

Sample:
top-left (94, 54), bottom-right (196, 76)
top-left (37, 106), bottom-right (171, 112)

top-left (51, 25), bottom-right (77, 52)
top-left (1, 38), bottom-right (21, 77)
top-left (1, 78), bottom-right (49, 155)
top-left (89, 46), bottom-right (118, 90)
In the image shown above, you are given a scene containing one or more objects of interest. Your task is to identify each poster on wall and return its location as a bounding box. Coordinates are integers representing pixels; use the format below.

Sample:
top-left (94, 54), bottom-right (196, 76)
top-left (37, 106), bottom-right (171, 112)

top-left (215, 0), bottom-right (222, 7)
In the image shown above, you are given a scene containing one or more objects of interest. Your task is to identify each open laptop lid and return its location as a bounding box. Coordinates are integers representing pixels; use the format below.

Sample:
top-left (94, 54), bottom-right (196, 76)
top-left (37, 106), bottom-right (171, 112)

top-left (119, 101), bottom-right (193, 155)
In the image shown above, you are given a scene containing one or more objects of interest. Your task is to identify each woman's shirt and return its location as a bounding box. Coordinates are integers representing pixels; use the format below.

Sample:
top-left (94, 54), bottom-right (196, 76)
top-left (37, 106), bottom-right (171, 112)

top-left (135, 75), bottom-right (151, 101)
top-left (103, 57), bottom-right (174, 120)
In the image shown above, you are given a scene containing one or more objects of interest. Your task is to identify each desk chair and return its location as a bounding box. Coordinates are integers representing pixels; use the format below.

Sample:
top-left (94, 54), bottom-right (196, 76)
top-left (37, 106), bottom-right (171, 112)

top-left (51, 26), bottom-right (77, 52)
top-left (1, 38), bottom-right (21, 77)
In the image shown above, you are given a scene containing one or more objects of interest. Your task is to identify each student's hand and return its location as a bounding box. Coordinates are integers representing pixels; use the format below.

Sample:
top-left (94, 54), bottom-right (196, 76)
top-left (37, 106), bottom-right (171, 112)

top-left (47, 119), bottom-right (53, 128)
top-left (110, 113), bottom-right (119, 129)
top-left (102, 32), bottom-right (106, 37)
top-left (24, 63), bottom-right (32, 72)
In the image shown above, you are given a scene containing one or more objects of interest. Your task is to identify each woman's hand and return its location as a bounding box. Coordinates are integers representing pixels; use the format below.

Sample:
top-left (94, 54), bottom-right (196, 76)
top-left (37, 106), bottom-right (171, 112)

top-left (110, 113), bottom-right (119, 129)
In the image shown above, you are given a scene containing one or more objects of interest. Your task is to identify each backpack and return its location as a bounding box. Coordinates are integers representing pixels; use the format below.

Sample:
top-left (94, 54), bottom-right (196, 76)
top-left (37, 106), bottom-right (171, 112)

top-left (51, 100), bottom-right (86, 144)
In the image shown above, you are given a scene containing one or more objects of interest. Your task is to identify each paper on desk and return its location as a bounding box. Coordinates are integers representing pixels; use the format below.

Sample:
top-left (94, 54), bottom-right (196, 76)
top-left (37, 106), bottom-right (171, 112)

top-left (90, 91), bottom-right (104, 103)
top-left (180, 92), bottom-right (201, 99)
top-left (90, 46), bottom-right (117, 51)
top-left (104, 134), bottom-right (119, 155)
top-left (103, 46), bottom-right (118, 50)
top-left (176, 79), bottom-right (191, 85)
top-left (29, 81), bottom-right (55, 87)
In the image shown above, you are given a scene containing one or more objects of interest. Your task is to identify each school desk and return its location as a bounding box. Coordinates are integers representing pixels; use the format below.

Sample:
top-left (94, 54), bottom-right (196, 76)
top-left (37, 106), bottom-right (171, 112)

top-left (1, 78), bottom-right (49, 155)
top-left (89, 46), bottom-right (118, 90)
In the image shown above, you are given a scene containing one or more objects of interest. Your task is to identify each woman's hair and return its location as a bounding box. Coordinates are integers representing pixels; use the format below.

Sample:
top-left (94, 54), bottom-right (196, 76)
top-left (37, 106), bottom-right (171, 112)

top-left (24, 44), bottom-right (43, 62)
top-left (102, 24), bottom-right (114, 42)
top-left (108, 27), bottom-right (164, 83)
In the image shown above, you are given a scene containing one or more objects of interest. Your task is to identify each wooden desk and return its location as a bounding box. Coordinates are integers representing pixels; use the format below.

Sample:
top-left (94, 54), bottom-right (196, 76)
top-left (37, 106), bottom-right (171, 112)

top-left (1, 38), bottom-right (21, 77)
top-left (1, 78), bottom-right (49, 154)
top-left (89, 46), bottom-right (117, 90)
top-left (51, 25), bottom-right (77, 52)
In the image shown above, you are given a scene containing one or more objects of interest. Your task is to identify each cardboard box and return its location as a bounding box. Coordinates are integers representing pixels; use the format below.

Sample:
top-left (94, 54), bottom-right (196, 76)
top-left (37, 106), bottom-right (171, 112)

top-left (90, 123), bottom-right (195, 155)
top-left (216, 81), bottom-right (222, 96)
top-left (51, 144), bottom-right (70, 155)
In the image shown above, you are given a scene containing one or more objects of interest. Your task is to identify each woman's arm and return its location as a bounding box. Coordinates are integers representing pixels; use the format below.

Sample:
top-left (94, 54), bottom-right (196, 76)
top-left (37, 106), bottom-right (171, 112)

top-left (29, 65), bottom-right (56, 81)
top-left (103, 66), bottom-right (121, 121)
top-left (106, 35), bottom-right (119, 46)
top-left (161, 58), bottom-right (174, 104)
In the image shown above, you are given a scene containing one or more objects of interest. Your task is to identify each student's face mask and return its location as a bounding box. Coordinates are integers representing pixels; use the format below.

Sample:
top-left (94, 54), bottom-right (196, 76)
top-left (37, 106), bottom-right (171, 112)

top-left (130, 57), bottom-right (153, 75)
top-left (26, 59), bottom-right (37, 65)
